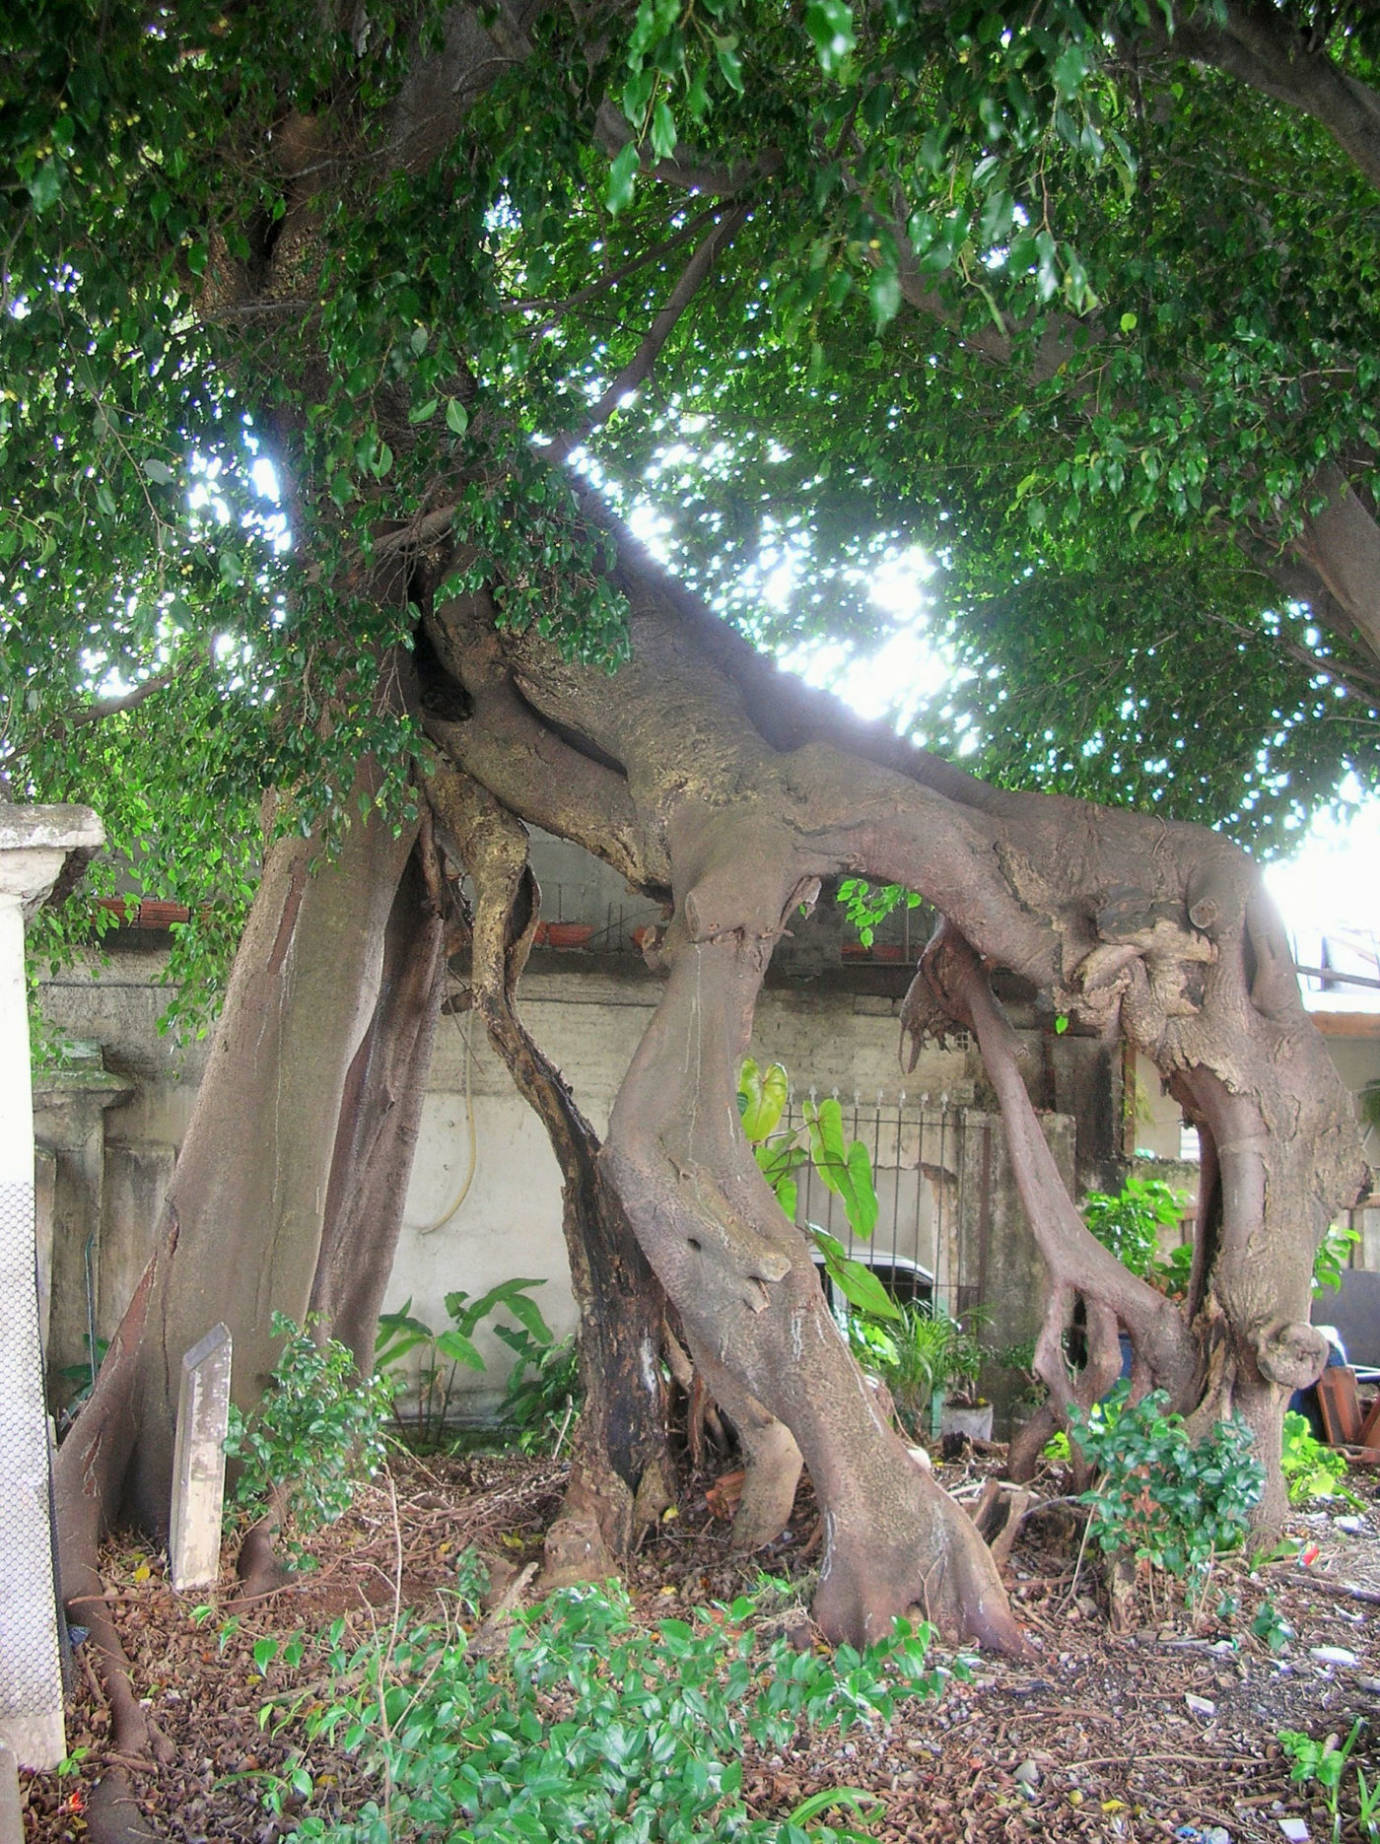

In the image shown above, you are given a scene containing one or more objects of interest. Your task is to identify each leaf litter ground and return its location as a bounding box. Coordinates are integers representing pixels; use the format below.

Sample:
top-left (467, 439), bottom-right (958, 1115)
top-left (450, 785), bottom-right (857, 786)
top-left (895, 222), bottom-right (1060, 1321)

top-left (20, 1446), bottom-right (1380, 1843)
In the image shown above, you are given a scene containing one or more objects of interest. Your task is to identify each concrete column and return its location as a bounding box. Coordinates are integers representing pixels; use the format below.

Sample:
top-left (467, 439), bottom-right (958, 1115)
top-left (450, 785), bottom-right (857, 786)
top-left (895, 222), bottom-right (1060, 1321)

top-left (0, 803), bottom-right (102, 1771)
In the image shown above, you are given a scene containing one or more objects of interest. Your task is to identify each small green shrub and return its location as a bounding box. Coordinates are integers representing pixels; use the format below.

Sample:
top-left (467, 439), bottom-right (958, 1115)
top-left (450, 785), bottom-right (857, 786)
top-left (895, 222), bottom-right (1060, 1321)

top-left (1068, 1384), bottom-right (1263, 1583)
top-left (1081, 1175), bottom-right (1187, 1280)
top-left (224, 1313), bottom-right (393, 1560)
top-left (1281, 1410), bottom-right (1361, 1507)
top-left (374, 1278), bottom-right (554, 1446)
top-left (253, 1572), bottom-right (955, 1843)
top-left (495, 1323), bottom-right (581, 1453)
top-left (849, 1302), bottom-right (988, 1432)
top-left (1279, 1720), bottom-right (1379, 1844)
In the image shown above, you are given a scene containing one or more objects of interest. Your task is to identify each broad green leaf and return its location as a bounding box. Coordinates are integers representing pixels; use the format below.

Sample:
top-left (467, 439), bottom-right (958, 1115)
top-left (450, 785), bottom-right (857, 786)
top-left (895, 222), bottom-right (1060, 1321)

top-left (804, 0), bottom-right (856, 72)
top-left (738, 1057), bottom-right (788, 1141)
top-left (606, 142), bottom-right (640, 215)
top-left (810, 1230), bottom-right (900, 1320)
top-left (843, 1141), bottom-right (878, 1239)
top-left (435, 1328), bottom-right (486, 1370)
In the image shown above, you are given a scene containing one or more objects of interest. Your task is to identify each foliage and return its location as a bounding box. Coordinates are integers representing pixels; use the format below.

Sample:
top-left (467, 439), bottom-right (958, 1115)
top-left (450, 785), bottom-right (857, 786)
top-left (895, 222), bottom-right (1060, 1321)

top-left (1081, 1174), bottom-right (1188, 1282)
top-left (1279, 1720), bottom-right (1380, 1844)
top-left (1250, 1598), bottom-right (1295, 1655)
top-left (1280, 1411), bottom-right (1361, 1509)
top-left (4, 0), bottom-right (1379, 1024)
top-left (1312, 1221), bottom-right (1361, 1297)
top-left (1151, 1241), bottom-right (1195, 1300)
top-left (850, 1303), bottom-right (988, 1435)
top-left (55, 1335), bottom-right (110, 1429)
top-left (1067, 1384), bottom-right (1264, 1583)
top-left (373, 1280), bottom-right (555, 1448)
top-left (736, 1058), bottom-right (894, 1322)
top-left (248, 1570), bottom-right (955, 1842)
top-left (835, 879), bottom-right (926, 951)
top-left (224, 1314), bottom-right (393, 1560)
top-left (495, 1325), bottom-right (582, 1455)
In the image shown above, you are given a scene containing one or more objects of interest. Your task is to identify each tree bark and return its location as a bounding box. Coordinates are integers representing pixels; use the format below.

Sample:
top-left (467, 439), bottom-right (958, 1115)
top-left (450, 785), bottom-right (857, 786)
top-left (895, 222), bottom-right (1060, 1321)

top-left (56, 782), bottom-right (416, 1553)
top-left (425, 763), bottom-right (673, 1572)
top-left (309, 839), bottom-right (447, 1371)
top-left (600, 808), bottom-right (1027, 1652)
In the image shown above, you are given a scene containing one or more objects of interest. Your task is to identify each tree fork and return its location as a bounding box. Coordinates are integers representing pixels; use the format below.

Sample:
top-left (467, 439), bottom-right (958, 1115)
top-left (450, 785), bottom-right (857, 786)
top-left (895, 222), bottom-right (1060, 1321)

top-left (600, 816), bottom-right (1026, 1652)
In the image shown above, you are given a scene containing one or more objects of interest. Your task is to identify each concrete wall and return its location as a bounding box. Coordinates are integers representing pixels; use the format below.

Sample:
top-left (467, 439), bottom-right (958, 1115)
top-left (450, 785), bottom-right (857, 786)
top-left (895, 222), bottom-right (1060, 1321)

top-left (35, 929), bottom-right (1067, 1424)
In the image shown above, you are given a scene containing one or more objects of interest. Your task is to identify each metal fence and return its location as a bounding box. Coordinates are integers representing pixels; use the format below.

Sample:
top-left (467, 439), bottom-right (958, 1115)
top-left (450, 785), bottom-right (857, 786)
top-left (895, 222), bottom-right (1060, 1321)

top-left (778, 1093), bottom-right (999, 1325)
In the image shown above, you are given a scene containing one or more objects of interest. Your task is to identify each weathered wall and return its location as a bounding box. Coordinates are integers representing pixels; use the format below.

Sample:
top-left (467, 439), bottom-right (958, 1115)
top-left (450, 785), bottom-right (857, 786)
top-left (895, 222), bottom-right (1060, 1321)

top-left (36, 930), bottom-right (1064, 1427)
top-left (34, 837), bottom-right (1377, 1430)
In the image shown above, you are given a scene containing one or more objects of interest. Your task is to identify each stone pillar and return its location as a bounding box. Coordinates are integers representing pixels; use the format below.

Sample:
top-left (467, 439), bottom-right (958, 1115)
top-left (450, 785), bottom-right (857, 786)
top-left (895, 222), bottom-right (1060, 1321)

top-left (0, 803), bottom-right (103, 1771)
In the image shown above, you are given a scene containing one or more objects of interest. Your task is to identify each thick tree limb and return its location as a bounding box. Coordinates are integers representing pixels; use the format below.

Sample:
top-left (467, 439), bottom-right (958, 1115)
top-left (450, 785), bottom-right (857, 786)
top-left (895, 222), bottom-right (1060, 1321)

top-left (1138, 3), bottom-right (1380, 194)
top-left (424, 760), bottom-right (673, 1570)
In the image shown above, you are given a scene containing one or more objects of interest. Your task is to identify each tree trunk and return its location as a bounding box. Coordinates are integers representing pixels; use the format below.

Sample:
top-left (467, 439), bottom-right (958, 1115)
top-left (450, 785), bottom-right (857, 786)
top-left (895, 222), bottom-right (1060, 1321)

top-left (425, 764), bottom-right (673, 1572)
top-left (56, 784), bottom-right (416, 1558)
top-left (309, 838), bottom-right (447, 1372)
top-left (600, 814), bottom-right (1026, 1652)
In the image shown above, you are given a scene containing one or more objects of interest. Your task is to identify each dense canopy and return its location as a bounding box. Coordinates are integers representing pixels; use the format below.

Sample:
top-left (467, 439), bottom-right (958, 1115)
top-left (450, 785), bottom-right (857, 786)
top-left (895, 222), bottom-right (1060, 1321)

top-left (5, 0), bottom-right (1380, 903)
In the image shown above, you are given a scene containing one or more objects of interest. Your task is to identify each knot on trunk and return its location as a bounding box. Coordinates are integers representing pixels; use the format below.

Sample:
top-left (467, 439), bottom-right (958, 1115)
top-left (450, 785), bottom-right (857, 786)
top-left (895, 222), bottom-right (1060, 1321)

top-left (1255, 1319), bottom-right (1329, 1389)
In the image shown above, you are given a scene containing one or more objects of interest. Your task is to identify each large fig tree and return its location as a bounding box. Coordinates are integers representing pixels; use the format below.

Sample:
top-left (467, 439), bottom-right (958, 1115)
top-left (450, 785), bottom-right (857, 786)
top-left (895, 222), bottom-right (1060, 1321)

top-left (1, 0), bottom-right (1372, 1658)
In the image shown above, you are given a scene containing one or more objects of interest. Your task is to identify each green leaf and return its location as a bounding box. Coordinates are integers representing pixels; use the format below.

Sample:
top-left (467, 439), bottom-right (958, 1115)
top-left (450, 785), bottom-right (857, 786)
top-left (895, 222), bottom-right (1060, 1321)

top-left (650, 97), bottom-right (677, 160)
top-left (804, 0), bottom-right (856, 72)
top-left (435, 1328), bottom-right (486, 1371)
top-left (843, 1141), bottom-right (878, 1238)
top-left (445, 398), bottom-right (470, 436)
top-left (738, 1057), bottom-right (788, 1141)
top-left (713, 35), bottom-right (744, 93)
top-left (606, 143), bottom-right (640, 215)
top-left (408, 397), bottom-right (439, 424)
top-left (27, 159), bottom-right (63, 214)
top-left (811, 1230), bottom-right (900, 1320)
top-left (1052, 43), bottom-right (1088, 99)
top-left (868, 265), bottom-right (902, 330)
top-left (141, 458), bottom-right (175, 485)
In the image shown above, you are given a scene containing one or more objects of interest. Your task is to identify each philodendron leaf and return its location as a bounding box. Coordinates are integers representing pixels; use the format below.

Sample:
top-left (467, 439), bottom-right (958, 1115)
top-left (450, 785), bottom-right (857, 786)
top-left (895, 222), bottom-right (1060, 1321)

top-left (810, 1229), bottom-right (900, 1320)
top-left (738, 1057), bottom-right (789, 1142)
top-left (804, 1096), bottom-right (848, 1182)
top-left (804, 1098), bottom-right (878, 1235)
top-left (843, 1140), bottom-right (879, 1239)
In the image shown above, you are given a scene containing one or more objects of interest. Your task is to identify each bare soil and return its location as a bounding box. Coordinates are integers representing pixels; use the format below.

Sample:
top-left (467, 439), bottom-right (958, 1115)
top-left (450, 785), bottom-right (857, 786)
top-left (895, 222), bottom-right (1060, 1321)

top-left (20, 1445), bottom-right (1380, 1843)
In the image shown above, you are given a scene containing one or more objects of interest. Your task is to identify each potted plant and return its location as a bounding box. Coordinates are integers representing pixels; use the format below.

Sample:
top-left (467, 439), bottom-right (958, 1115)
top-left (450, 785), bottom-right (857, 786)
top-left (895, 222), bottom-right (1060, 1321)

top-left (935, 1317), bottom-right (994, 1441)
top-left (849, 1302), bottom-right (992, 1442)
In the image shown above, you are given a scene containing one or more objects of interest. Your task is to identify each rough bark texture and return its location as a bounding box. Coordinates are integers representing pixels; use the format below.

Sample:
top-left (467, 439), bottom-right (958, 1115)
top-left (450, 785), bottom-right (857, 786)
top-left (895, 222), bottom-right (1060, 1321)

top-left (425, 763), bottom-right (673, 1574)
top-left (309, 840), bottom-right (447, 1371)
top-left (56, 785), bottom-right (417, 1551)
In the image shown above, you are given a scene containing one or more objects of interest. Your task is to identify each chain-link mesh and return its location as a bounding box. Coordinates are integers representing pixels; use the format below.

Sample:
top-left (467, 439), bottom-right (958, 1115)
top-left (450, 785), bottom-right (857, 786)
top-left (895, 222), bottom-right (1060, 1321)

top-left (0, 1179), bottom-right (64, 1735)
